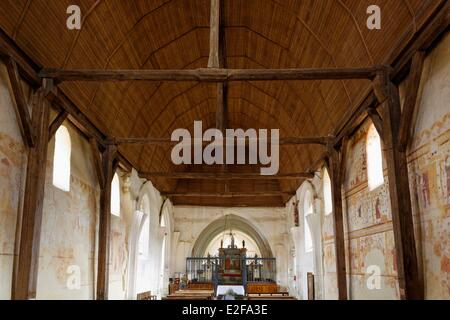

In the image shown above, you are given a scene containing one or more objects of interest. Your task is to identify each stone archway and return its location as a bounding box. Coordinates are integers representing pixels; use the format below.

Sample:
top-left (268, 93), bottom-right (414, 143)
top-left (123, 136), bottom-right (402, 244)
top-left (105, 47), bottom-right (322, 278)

top-left (191, 214), bottom-right (273, 258)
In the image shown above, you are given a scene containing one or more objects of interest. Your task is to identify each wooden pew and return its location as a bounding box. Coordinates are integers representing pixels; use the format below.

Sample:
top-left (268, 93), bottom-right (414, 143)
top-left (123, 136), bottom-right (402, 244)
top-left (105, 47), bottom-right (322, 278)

top-left (137, 291), bottom-right (157, 300)
top-left (162, 289), bottom-right (214, 300)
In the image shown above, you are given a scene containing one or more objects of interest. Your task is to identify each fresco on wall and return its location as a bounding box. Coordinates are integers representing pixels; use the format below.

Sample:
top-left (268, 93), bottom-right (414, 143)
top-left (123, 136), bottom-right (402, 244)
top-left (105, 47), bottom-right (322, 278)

top-left (341, 120), bottom-right (398, 299)
top-left (409, 111), bottom-right (450, 298)
top-left (0, 66), bottom-right (28, 299)
top-left (37, 170), bottom-right (99, 299)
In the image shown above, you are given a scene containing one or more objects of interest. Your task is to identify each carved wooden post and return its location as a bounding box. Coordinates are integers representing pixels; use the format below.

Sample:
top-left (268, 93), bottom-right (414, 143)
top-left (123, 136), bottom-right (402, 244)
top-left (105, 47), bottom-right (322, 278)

top-left (377, 72), bottom-right (423, 300)
top-left (96, 143), bottom-right (117, 300)
top-left (328, 145), bottom-right (348, 300)
top-left (13, 87), bottom-right (51, 299)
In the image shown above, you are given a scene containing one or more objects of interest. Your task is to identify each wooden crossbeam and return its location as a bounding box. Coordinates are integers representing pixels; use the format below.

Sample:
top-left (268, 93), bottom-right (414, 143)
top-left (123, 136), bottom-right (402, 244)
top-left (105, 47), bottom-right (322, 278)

top-left (48, 110), bottom-right (68, 141)
top-left (39, 67), bottom-right (383, 82)
top-left (162, 191), bottom-right (294, 198)
top-left (398, 51), bottom-right (425, 151)
top-left (6, 57), bottom-right (35, 147)
top-left (140, 171), bottom-right (314, 180)
top-left (108, 136), bottom-right (332, 146)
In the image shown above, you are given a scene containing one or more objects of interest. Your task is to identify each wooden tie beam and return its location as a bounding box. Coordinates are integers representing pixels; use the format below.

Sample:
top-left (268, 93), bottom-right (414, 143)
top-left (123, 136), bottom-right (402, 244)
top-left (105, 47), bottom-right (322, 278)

top-left (108, 136), bottom-right (332, 146)
top-left (140, 171), bottom-right (314, 180)
top-left (162, 191), bottom-right (294, 198)
top-left (39, 66), bottom-right (383, 83)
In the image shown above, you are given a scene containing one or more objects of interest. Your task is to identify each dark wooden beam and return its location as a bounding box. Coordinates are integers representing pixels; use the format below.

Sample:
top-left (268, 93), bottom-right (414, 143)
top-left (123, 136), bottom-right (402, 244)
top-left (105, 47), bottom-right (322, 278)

top-left (0, 30), bottom-right (133, 173)
top-left (207, 0), bottom-right (220, 69)
top-left (398, 51), bottom-right (425, 151)
top-left (0, 29), bottom-right (41, 86)
top-left (379, 77), bottom-right (422, 300)
top-left (367, 107), bottom-right (383, 139)
top-left (328, 147), bottom-right (348, 300)
top-left (390, 0), bottom-right (449, 84)
top-left (48, 110), bottom-right (68, 141)
top-left (163, 191), bottom-right (294, 198)
top-left (96, 144), bottom-right (117, 300)
top-left (333, 1), bottom-right (448, 147)
top-left (108, 136), bottom-right (332, 146)
top-left (89, 137), bottom-right (105, 189)
top-left (6, 57), bottom-right (35, 147)
top-left (12, 88), bottom-right (50, 299)
top-left (39, 67), bottom-right (383, 82)
top-left (140, 171), bottom-right (314, 180)
top-left (333, 91), bottom-right (378, 144)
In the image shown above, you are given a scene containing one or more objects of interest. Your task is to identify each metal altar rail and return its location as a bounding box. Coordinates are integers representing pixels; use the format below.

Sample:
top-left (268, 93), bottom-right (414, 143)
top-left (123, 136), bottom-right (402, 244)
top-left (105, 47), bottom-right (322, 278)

top-left (186, 257), bottom-right (276, 291)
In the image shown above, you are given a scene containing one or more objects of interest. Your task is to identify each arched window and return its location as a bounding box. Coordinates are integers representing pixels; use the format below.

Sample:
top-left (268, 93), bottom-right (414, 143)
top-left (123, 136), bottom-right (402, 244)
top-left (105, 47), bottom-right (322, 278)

top-left (323, 168), bottom-right (332, 215)
top-left (111, 173), bottom-right (121, 216)
top-left (52, 125), bottom-right (71, 192)
top-left (138, 217), bottom-right (150, 258)
top-left (136, 195), bottom-right (151, 295)
top-left (367, 124), bottom-right (384, 190)
top-left (303, 190), bottom-right (313, 253)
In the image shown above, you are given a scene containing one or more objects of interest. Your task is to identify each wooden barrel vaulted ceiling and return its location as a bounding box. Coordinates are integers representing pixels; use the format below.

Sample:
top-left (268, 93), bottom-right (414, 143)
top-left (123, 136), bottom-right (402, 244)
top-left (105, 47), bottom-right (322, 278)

top-left (0, 0), bottom-right (444, 207)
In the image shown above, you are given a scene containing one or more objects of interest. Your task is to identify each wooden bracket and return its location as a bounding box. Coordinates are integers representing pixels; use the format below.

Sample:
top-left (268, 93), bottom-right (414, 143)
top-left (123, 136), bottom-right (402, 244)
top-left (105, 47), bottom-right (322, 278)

top-left (372, 68), bottom-right (391, 105)
top-left (42, 78), bottom-right (57, 102)
top-left (89, 137), bottom-right (106, 189)
top-left (48, 110), bottom-right (68, 141)
top-left (6, 57), bottom-right (35, 148)
top-left (367, 107), bottom-right (383, 139)
top-left (398, 51), bottom-right (425, 152)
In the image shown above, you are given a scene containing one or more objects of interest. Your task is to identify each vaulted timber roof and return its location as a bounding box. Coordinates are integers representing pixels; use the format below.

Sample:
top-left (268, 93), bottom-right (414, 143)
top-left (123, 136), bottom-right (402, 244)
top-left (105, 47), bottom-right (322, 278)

top-left (0, 0), bottom-right (444, 206)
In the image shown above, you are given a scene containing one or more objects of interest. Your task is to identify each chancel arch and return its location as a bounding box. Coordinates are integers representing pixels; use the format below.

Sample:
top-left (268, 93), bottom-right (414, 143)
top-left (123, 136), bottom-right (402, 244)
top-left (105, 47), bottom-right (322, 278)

top-left (191, 214), bottom-right (273, 259)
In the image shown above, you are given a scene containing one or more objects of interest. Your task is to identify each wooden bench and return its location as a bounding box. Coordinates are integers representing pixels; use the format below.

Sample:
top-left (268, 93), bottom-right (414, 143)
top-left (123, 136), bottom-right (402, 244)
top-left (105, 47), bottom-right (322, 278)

top-left (248, 292), bottom-right (290, 297)
top-left (163, 289), bottom-right (214, 300)
top-left (247, 296), bottom-right (297, 300)
top-left (137, 291), bottom-right (157, 300)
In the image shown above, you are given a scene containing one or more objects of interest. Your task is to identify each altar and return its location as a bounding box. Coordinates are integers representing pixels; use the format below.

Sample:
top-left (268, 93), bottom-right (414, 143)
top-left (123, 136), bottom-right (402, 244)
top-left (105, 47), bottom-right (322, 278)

top-left (183, 230), bottom-right (277, 293)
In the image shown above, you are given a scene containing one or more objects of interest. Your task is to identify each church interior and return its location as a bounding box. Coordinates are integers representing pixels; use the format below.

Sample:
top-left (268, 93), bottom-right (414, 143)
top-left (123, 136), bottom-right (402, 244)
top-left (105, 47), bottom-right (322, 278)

top-left (0, 0), bottom-right (449, 300)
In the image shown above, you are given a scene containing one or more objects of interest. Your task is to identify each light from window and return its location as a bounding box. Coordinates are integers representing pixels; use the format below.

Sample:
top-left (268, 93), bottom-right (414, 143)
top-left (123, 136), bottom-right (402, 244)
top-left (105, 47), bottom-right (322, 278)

top-left (138, 216), bottom-right (149, 258)
top-left (52, 126), bottom-right (71, 192)
top-left (111, 173), bottom-right (121, 216)
top-left (367, 124), bottom-right (384, 190)
top-left (323, 168), bottom-right (332, 215)
top-left (303, 190), bottom-right (313, 253)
